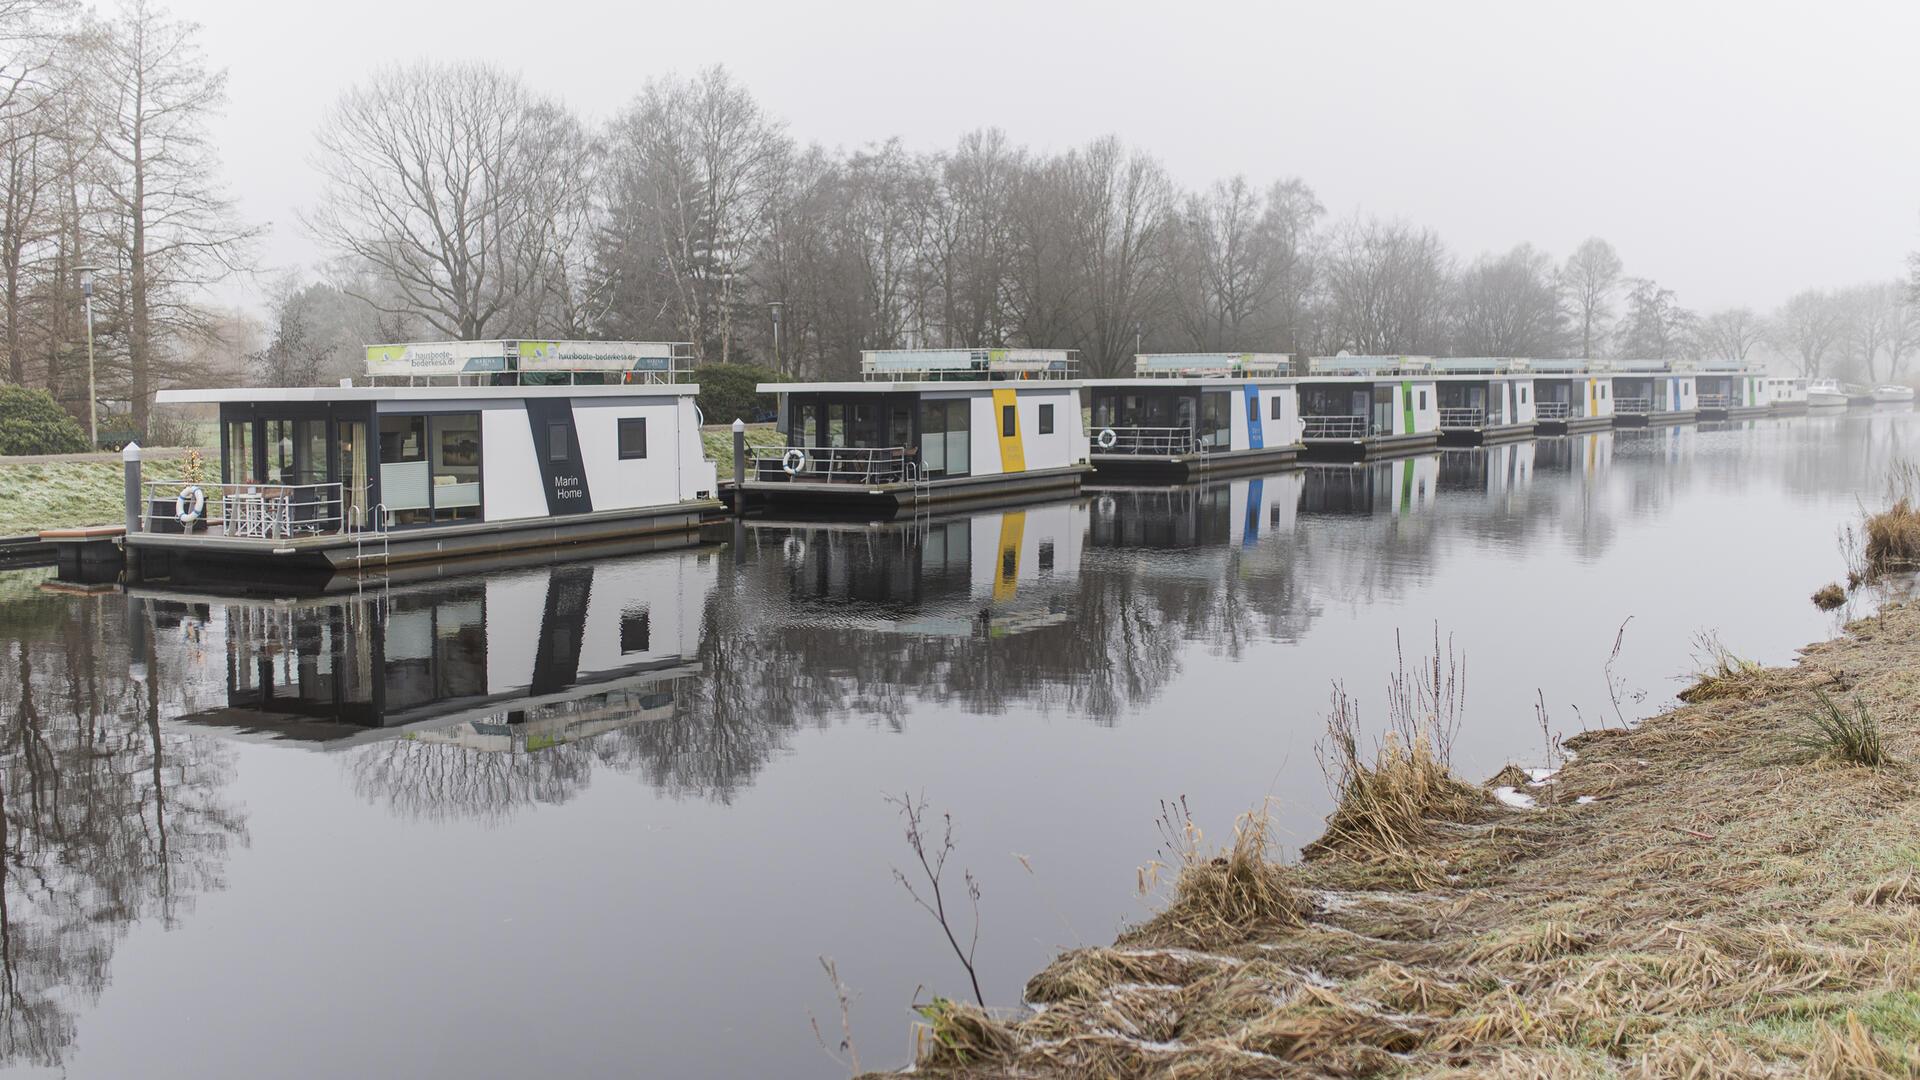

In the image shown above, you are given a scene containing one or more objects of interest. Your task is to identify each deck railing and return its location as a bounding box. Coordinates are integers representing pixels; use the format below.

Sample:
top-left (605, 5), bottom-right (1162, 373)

top-left (751, 445), bottom-right (916, 485)
top-left (1091, 426), bottom-right (1196, 456)
top-left (1301, 415), bottom-right (1372, 440)
top-left (141, 480), bottom-right (346, 539)
top-left (1535, 401), bottom-right (1571, 419)
top-left (1698, 393), bottom-right (1730, 409)
top-left (1438, 407), bottom-right (1485, 429)
top-left (1615, 397), bottom-right (1652, 415)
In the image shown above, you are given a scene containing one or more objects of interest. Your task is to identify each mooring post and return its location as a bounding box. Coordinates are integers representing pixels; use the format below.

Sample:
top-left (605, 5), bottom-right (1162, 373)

top-left (122, 441), bottom-right (142, 533)
top-left (731, 418), bottom-right (747, 519)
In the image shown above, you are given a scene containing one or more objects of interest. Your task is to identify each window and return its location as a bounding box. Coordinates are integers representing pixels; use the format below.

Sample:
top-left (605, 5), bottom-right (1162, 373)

top-left (379, 415), bottom-right (426, 462)
top-left (1271, 396), bottom-right (1284, 421)
top-left (1002, 405), bottom-right (1017, 438)
top-left (548, 422), bottom-right (570, 462)
top-left (1038, 403), bottom-right (1054, 435)
top-left (224, 420), bottom-right (257, 485)
top-left (618, 417), bottom-right (648, 459)
top-left (1418, 390), bottom-right (1428, 410)
top-left (379, 414), bottom-right (432, 526)
top-left (1520, 387), bottom-right (1529, 404)
top-left (620, 606), bottom-right (651, 654)
top-left (431, 414), bottom-right (481, 522)
top-left (1038, 541), bottom-right (1055, 573)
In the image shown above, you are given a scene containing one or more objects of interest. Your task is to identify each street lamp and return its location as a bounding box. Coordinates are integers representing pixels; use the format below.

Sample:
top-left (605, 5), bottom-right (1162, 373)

top-left (768, 301), bottom-right (784, 373)
top-left (77, 266), bottom-right (98, 447)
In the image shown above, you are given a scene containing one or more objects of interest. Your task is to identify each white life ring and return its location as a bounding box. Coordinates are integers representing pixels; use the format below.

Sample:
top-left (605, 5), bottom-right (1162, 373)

top-left (175, 485), bottom-right (205, 525)
top-left (781, 447), bottom-right (808, 476)
top-left (1095, 427), bottom-right (1118, 449)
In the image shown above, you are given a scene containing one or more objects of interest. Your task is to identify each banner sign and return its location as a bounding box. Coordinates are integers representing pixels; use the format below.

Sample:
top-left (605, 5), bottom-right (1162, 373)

top-left (365, 341), bottom-right (510, 377)
top-left (517, 340), bottom-right (676, 373)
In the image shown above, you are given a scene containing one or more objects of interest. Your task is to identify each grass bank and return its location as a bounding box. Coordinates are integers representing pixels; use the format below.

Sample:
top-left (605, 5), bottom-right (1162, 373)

top-left (896, 604), bottom-right (1920, 1078)
top-left (0, 449), bottom-right (197, 535)
top-left (700, 423), bottom-right (783, 479)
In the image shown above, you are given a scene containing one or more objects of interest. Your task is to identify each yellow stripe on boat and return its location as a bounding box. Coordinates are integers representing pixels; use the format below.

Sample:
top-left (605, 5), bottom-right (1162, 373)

top-left (993, 511), bottom-right (1026, 601)
top-left (992, 388), bottom-right (1026, 473)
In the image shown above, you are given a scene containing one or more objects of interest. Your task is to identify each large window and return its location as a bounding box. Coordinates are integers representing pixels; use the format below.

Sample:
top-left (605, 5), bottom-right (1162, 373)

top-left (380, 415), bottom-right (431, 525)
top-left (918, 399), bottom-right (970, 479)
top-left (618, 417), bottom-right (648, 459)
top-left (224, 420), bottom-right (257, 485)
top-left (431, 414), bottom-right (481, 522)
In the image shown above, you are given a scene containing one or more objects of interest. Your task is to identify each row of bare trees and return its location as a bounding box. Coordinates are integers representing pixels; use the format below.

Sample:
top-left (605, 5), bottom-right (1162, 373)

top-left (0, 0), bottom-right (254, 435)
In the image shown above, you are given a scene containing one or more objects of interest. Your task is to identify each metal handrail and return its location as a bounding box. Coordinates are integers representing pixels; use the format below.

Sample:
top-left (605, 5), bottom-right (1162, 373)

top-left (140, 480), bottom-right (345, 539)
top-left (1091, 426), bottom-right (1196, 456)
top-left (1438, 407), bottom-right (1485, 429)
top-left (1614, 397), bottom-right (1652, 415)
top-left (1535, 401), bottom-right (1571, 419)
top-left (1301, 415), bottom-right (1372, 439)
top-left (752, 445), bottom-right (915, 485)
top-left (1698, 393), bottom-right (1730, 408)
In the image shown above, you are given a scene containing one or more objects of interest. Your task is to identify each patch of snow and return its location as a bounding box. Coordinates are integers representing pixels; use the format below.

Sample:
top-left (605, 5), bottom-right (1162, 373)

top-left (1576, 795), bottom-right (1597, 805)
top-left (1493, 785), bottom-right (1537, 810)
top-left (1525, 766), bottom-right (1560, 787)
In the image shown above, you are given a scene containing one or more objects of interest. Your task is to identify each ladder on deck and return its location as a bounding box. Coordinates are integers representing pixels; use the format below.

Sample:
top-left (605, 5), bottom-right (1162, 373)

top-left (350, 503), bottom-right (391, 576)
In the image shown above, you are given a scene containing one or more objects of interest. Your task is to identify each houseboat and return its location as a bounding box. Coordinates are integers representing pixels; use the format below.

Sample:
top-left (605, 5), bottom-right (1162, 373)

top-left (741, 349), bottom-right (1089, 514)
top-left (1431, 358), bottom-right (1537, 445)
top-left (1693, 361), bottom-right (1770, 420)
top-left (1085, 353), bottom-right (1302, 482)
top-left (1529, 360), bottom-right (1615, 434)
top-left (1764, 376), bottom-right (1810, 415)
top-left (1296, 356), bottom-right (1441, 459)
top-left (1609, 361), bottom-right (1697, 427)
top-left (138, 340), bottom-right (720, 584)
top-left (143, 543), bottom-right (715, 749)
top-left (1807, 379), bottom-right (1850, 410)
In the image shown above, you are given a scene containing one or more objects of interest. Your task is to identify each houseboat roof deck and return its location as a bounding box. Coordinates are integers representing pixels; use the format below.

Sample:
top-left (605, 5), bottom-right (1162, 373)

top-left (858, 348), bottom-right (1076, 381)
top-left (756, 379), bottom-right (1083, 394)
top-left (1612, 359), bottom-right (1686, 374)
top-left (1429, 357), bottom-right (1530, 375)
top-left (1529, 358), bottom-right (1612, 374)
top-left (156, 383), bottom-right (700, 404)
top-left (1131, 353), bottom-right (1291, 377)
top-left (1305, 355), bottom-right (1435, 377)
top-left (359, 339), bottom-right (696, 385)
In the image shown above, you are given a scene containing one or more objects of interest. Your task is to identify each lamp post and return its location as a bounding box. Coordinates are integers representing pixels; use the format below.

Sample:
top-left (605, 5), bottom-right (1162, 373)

top-left (769, 301), bottom-right (784, 373)
top-left (77, 266), bottom-right (98, 447)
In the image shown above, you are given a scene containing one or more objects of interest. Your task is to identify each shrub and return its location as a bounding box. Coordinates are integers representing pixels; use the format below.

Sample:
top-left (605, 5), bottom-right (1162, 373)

top-left (0, 385), bottom-right (89, 455)
top-left (692, 363), bottom-right (783, 426)
top-left (1812, 583), bottom-right (1847, 610)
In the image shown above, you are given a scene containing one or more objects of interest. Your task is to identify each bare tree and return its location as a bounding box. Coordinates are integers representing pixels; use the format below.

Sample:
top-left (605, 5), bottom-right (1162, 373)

top-left (598, 65), bottom-right (786, 362)
top-left (1771, 288), bottom-right (1846, 377)
top-left (308, 61), bottom-right (587, 343)
top-left (1317, 215), bottom-right (1451, 355)
top-left (1559, 237), bottom-right (1623, 358)
top-left (1450, 244), bottom-right (1565, 356)
top-left (1611, 278), bottom-right (1694, 359)
top-left (1695, 306), bottom-right (1767, 361)
top-left (91, 0), bottom-right (254, 433)
top-left (1070, 136), bottom-right (1174, 376)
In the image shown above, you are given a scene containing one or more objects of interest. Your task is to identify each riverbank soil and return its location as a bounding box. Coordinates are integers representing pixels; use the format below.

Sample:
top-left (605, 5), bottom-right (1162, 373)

top-left (905, 602), bottom-right (1920, 1077)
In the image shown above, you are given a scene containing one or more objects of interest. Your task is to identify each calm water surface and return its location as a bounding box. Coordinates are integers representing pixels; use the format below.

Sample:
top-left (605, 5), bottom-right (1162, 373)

top-left (0, 411), bottom-right (1912, 1078)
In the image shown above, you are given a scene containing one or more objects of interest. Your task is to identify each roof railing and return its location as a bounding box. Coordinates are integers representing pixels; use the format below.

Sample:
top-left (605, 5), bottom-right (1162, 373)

top-left (1306, 355), bottom-right (1434, 377)
top-left (362, 340), bottom-right (695, 386)
top-left (859, 348), bottom-right (1077, 382)
top-left (1132, 353), bottom-right (1291, 378)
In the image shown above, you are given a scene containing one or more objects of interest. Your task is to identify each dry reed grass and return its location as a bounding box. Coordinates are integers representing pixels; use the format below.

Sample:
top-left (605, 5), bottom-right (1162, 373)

top-left (1814, 582), bottom-right (1847, 610)
top-left (889, 605), bottom-right (1920, 1079)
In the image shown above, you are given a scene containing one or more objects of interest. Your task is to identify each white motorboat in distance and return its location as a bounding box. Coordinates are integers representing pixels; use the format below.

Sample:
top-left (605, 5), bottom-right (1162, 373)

top-left (1873, 384), bottom-right (1916, 406)
top-left (1806, 379), bottom-right (1849, 409)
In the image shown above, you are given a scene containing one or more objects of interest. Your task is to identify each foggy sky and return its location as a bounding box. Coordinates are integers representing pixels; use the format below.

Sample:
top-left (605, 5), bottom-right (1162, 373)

top-left (174, 0), bottom-right (1919, 315)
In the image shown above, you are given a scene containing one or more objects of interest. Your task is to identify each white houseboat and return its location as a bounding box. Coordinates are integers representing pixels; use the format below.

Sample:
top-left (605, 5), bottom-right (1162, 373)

top-left (1296, 356), bottom-right (1441, 459)
top-left (1806, 378), bottom-right (1850, 410)
top-left (1085, 353), bottom-right (1302, 482)
top-left (1693, 361), bottom-right (1770, 420)
top-left (1609, 361), bottom-right (1698, 427)
top-left (743, 349), bottom-right (1089, 514)
top-left (1431, 358), bottom-right (1537, 444)
top-left (1762, 375), bottom-right (1810, 415)
top-left (137, 340), bottom-right (720, 582)
top-left (1529, 359), bottom-right (1615, 434)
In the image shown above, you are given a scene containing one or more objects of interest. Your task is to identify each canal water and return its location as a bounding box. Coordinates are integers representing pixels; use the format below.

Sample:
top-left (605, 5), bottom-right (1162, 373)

top-left (0, 411), bottom-right (1911, 1078)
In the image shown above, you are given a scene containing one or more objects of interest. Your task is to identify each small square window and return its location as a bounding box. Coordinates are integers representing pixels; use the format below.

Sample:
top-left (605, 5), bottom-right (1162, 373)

top-left (548, 423), bottom-right (569, 462)
top-left (620, 606), bottom-right (651, 653)
top-left (1271, 396), bottom-right (1284, 421)
top-left (1002, 405), bottom-right (1016, 438)
top-left (618, 417), bottom-right (648, 459)
top-left (1038, 403), bottom-right (1054, 435)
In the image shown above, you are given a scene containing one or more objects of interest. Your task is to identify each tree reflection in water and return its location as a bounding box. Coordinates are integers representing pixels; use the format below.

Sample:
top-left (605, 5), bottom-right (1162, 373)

top-left (0, 580), bottom-right (245, 1067)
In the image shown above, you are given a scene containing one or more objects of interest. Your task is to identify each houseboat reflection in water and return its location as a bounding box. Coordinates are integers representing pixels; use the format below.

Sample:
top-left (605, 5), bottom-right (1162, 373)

top-left (1297, 456), bottom-right (1440, 516)
top-left (145, 544), bottom-right (718, 751)
top-left (1088, 472), bottom-right (1303, 550)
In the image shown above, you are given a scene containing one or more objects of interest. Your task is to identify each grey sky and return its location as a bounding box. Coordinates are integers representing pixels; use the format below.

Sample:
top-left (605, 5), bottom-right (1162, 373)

top-left (177, 0), bottom-right (1919, 315)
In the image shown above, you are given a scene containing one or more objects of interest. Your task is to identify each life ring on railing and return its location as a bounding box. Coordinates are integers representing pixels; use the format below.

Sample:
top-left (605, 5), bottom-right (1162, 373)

top-left (174, 485), bottom-right (206, 526)
top-left (781, 447), bottom-right (808, 476)
top-left (1095, 427), bottom-right (1118, 449)
top-left (783, 535), bottom-right (807, 563)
